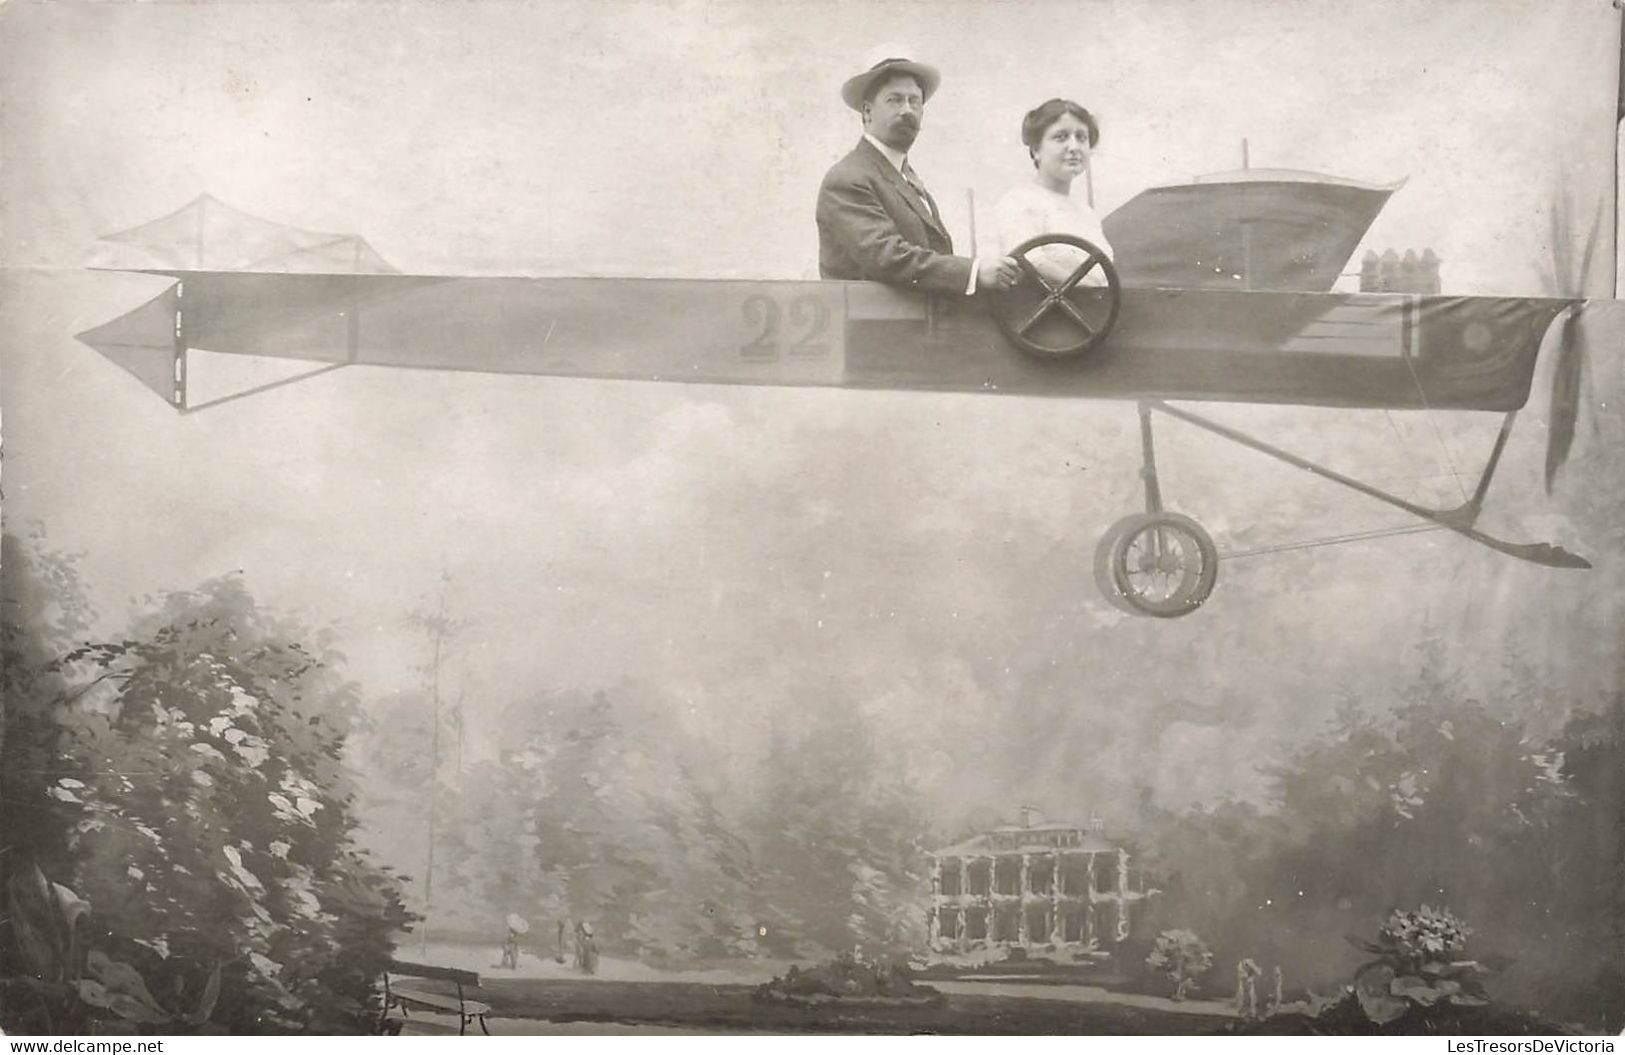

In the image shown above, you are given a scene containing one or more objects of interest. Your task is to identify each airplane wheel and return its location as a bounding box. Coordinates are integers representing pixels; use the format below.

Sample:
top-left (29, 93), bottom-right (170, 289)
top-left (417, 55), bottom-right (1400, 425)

top-left (991, 234), bottom-right (1121, 359)
top-left (1095, 512), bottom-right (1218, 618)
top-left (1093, 515), bottom-right (1149, 615)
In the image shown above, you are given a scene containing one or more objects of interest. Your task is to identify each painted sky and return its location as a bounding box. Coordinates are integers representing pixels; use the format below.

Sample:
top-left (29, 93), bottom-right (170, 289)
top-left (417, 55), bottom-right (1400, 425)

top-left (2, 0), bottom-right (1621, 830)
top-left (2, 0), bottom-right (1618, 291)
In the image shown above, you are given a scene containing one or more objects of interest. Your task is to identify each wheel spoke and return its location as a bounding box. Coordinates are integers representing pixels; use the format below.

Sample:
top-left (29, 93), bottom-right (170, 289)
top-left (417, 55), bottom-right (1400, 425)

top-left (997, 236), bottom-right (1118, 360)
top-left (1058, 254), bottom-right (1102, 295)
top-left (1102, 512), bottom-right (1218, 617)
top-left (1015, 255), bottom-right (1053, 293)
top-left (1017, 296), bottom-right (1061, 336)
top-left (1055, 297), bottom-right (1097, 335)
top-left (1127, 535), bottom-right (1171, 600)
top-left (1128, 528), bottom-right (1195, 601)
top-left (1131, 537), bottom-right (1153, 575)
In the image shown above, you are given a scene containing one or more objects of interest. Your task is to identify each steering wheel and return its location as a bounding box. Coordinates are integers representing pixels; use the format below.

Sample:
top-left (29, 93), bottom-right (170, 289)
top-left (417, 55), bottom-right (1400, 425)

top-left (990, 234), bottom-right (1121, 359)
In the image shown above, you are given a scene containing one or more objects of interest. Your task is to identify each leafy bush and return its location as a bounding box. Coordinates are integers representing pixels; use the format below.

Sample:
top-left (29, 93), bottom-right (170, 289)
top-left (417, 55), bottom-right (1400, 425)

top-left (1349, 907), bottom-right (1492, 1025)
top-left (1145, 929), bottom-right (1213, 1000)
top-left (1224, 992), bottom-right (1569, 1036)
top-left (3, 863), bottom-right (219, 1032)
top-left (2, 535), bottom-right (413, 1034)
top-left (1130, 661), bottom-right (1624, 1031)
top-left (754, 952), bottom-right (943, 1006)
top-left (1224, 906), bottom-right (1569, 1035)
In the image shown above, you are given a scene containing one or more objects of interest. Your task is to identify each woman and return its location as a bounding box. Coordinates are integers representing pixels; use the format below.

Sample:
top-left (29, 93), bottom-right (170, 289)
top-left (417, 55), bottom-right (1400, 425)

top-left (574, 920), bottom-right (598, 975)
top-left (995, 99), bottom-right (1114, 287)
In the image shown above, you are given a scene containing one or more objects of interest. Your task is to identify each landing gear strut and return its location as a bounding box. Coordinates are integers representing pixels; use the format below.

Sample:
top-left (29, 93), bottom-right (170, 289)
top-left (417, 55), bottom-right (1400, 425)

top-left (1095, 403), bottom-right (1220, 617)
top-left (1092, 399), bottom-right (1591, 617)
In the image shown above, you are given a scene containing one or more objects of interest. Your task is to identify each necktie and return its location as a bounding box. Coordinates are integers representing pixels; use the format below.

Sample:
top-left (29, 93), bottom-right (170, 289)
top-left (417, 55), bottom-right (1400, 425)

top-left (901, 161), bottom-right (939, 220)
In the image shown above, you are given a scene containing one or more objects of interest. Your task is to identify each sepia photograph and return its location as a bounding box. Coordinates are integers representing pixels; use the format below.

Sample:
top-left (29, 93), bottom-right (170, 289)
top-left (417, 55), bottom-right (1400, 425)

top-left (1, 0), bottom-right (1621, 1037)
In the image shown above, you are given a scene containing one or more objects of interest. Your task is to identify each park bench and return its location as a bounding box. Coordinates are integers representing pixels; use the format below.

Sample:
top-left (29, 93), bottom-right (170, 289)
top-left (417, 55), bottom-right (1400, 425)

top-left (379, 959), bottom-right (491, 1035)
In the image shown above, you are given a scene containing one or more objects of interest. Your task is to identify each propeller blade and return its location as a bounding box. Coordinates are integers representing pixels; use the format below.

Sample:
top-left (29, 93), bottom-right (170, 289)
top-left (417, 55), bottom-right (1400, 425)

top-left (1543, 304), bottom-right (1584, 493)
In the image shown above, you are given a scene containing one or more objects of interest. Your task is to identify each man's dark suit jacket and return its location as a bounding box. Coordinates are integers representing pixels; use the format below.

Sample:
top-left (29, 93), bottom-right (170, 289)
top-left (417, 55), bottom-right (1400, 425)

top-left (816, 138), bottom-right (974, 293)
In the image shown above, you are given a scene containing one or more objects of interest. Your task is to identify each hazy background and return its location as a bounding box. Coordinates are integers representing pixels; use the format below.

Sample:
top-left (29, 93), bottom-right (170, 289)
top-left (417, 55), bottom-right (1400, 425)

top-left (2, 0), bottom-right (1621, 834)
top-left (3, 0), bottom-right (1619, 291)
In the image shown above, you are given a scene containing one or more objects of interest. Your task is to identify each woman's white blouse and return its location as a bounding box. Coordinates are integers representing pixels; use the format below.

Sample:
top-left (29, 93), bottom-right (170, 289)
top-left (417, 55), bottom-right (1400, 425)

top-left (994, 182), bottom-right (1115, 286)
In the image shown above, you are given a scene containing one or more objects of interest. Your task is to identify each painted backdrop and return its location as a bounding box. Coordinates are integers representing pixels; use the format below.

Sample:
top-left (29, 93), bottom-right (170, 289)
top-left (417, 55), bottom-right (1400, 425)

top-left (2, 0), bottom-right (1621, 1035)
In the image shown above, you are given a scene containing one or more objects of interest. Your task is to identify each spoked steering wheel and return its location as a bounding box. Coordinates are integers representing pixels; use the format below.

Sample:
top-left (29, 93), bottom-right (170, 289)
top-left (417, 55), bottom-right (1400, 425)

top-left (990, 234), bottom-right (1122, 359)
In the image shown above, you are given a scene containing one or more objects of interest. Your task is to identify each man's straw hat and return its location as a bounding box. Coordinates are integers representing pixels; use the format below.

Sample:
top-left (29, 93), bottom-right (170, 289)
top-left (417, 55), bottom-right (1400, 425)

top-left (841, 44), bottom-right (940, 111)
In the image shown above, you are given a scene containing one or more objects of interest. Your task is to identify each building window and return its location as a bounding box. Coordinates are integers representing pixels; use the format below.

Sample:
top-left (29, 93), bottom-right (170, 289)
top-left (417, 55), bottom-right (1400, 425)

top-left (994, 857), bottom-right (1022, 896)
top-left (967, 859), bottom-right (992, 896)
top-left (994, 903), bottom-right (1021, 942)
top-left (1061, 855), bottom-right (1092, 894)
top-left (1063, 906), bottom-right (1090, 942)
top-left (1025, 905), bottom-right (1051, 944)
top-left (1093, 854), bottom-right (1117, 894)
top-left (1029, 858), bottom-right (1054, 895)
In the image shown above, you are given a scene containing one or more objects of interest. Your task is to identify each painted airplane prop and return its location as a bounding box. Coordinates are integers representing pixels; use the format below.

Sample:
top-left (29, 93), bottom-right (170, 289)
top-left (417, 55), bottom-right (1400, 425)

top-left (77, 172), bottom-right (1591, 617)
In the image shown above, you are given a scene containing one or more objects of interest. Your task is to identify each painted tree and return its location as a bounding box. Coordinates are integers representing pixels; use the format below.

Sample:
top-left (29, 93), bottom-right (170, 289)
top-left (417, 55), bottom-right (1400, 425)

top-left (1, 533), bottom-right (411, 1033)
top-left (511, 685), bottom-right (762, 964)
top-left (350, 689), bottom-right (438, 924)
top-left (401, 572), bottom-right (470, 942)
top-left (1, 529), bottom-right (97, 892)
top-left (353, 688), bottom-right (542, 943)
top-left (746, 698), bottom-right (931, 959)
top-left (1131, 649), bottom-right (1623, 1030)
top-left (440, 750), bottom-right (559, 943)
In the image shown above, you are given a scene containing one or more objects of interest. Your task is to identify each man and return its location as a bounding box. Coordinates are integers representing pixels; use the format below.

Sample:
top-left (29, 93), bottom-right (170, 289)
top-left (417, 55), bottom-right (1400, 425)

top-left (817, 46), bottom-right (1020, 294)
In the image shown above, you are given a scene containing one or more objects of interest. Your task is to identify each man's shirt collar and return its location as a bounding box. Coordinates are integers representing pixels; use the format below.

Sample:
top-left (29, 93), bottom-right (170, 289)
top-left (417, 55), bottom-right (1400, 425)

top-left (863, 133), bottom-right (908, 174)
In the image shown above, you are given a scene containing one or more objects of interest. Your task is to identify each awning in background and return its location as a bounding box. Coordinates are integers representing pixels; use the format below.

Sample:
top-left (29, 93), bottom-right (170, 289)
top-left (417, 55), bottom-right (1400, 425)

top-left (84, 194), bottom-right (398, 274)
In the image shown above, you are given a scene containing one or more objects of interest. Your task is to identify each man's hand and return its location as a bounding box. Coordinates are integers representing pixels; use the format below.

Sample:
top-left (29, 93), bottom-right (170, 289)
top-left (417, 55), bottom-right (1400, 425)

top-left (976, 255), bottom-right (1022, 292)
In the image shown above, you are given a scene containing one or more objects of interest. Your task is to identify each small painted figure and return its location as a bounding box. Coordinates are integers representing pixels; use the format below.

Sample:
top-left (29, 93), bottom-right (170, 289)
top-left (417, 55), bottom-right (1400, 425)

top-left (574, 920), bottom-right (598, 975)
top-left (501, 912), bottom-right (528, 969)
top-left (500, 927), bottom-right (520, 969)
top-left (1236, 957), bottom-right (1263, 1019)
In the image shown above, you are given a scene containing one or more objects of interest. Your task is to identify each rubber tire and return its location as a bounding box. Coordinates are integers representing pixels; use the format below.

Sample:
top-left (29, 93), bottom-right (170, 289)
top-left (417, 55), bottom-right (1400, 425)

top-left (1099, 511), bottom-right (1219, 618)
